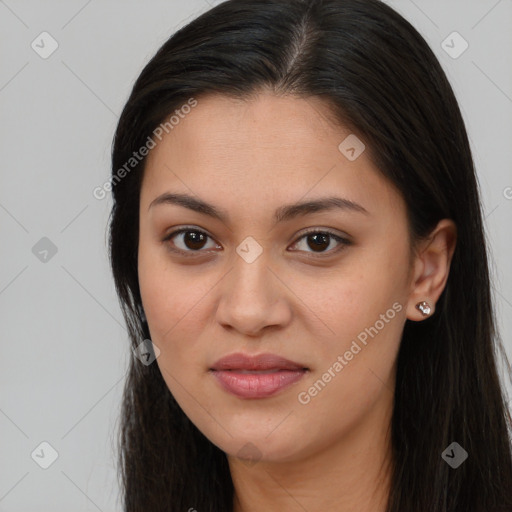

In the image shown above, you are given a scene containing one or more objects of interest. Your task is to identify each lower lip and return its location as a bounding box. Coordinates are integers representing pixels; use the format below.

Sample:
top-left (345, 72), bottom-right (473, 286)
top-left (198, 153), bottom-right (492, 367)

top-left (211, 369), bottom-right (307, 399)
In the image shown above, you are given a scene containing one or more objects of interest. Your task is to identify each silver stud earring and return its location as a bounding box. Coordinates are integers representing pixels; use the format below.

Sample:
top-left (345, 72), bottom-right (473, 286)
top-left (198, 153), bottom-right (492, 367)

top-left (416, 301), bottom-right (432, 317)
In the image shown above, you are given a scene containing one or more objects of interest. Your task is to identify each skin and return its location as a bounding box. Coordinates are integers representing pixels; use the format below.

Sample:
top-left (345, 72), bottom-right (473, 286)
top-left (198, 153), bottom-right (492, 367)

top-left (137, 91), bottom-right (457, 512)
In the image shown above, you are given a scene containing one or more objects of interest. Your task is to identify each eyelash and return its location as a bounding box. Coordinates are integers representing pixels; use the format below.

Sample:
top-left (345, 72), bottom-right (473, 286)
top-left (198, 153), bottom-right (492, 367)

top-left (162, 226), bottom-right (352, 258)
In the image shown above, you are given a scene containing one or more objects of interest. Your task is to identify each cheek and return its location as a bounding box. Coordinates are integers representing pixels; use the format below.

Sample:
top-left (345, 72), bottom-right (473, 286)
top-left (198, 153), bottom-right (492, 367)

top-left (288, 240), bottom-right (409, 408)
top-left (289, 250), bottom-right (408, 348)
top-left (137, 242), bottom-right (218, 376)
top-left (139, 229), bottom-right (192, 323)
top-left (138, 251), bottom-right (211, 418)
top-left (289, 270), bottom-right (405, 453)
top-left (292, 272), bottom-right (405, 393)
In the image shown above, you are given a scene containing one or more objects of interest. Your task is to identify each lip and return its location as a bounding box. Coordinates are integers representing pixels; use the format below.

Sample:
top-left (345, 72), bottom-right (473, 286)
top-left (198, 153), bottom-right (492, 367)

top-left (209, 352), bottom-right (308, 399)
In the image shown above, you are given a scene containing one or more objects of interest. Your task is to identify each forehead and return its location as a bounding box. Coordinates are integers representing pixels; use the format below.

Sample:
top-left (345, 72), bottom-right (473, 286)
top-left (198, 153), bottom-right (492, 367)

top-left (151, 92), bottom-right (349, 156)
top-left (141, 92), bottom-right (404, 221)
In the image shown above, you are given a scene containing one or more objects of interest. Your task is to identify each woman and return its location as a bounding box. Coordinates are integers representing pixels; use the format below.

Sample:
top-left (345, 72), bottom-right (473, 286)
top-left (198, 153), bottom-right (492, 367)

top-left (108, 0), bottom-right (512, 510)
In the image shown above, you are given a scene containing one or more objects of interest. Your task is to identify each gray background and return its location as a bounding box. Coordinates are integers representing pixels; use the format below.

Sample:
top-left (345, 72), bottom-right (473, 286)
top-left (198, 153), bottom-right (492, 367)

top-left (1, 0), bottom-right (511, 510)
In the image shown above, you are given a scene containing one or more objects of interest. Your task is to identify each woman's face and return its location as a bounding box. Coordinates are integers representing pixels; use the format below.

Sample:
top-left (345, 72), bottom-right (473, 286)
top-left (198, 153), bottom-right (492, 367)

top-left (138, 92), bottom-right (415, 463)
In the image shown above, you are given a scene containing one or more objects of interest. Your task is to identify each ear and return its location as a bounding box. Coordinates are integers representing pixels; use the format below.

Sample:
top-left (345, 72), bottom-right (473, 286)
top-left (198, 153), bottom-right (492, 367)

top-left (406, 219), bottom-right (457, 321)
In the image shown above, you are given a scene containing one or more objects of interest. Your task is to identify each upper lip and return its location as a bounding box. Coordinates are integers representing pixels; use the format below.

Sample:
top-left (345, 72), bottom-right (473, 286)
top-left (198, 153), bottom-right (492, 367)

top-left (210, 352), bottom-right (308, 371)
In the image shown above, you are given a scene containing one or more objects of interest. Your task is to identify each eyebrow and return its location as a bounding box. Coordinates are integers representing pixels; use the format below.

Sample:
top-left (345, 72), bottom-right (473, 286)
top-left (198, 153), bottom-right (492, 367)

top-left (148, 192), bottom-right (369, 224)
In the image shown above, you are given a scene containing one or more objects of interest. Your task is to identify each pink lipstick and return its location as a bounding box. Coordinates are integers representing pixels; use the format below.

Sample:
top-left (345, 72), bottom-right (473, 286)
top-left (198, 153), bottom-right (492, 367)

top-left (209, 352), bottom-right (308, 399)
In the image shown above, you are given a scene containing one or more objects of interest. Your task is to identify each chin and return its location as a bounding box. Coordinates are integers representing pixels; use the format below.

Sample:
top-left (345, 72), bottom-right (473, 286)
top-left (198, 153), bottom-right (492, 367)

top-left (224, 438), bottom-right (302, 464)
top-left (208, 420), bottom-right (309, 464)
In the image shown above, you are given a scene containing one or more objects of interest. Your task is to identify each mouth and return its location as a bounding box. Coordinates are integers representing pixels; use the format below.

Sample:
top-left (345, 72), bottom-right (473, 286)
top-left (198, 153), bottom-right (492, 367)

top-left (209, 352), bottom-right (309, 399)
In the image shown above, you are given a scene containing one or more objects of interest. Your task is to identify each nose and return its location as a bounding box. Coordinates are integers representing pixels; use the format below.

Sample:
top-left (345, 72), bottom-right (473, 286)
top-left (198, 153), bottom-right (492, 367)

top-left (215, 251), bottom-right (292, 337)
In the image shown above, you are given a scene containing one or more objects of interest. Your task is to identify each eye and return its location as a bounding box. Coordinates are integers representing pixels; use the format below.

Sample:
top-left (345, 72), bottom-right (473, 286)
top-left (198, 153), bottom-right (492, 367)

top-left (162, 227), bottom-right (351, 257)
top-left (163, 227), bottom-right (221, 255)
top-left (288, 229), bottom-right (351, 256)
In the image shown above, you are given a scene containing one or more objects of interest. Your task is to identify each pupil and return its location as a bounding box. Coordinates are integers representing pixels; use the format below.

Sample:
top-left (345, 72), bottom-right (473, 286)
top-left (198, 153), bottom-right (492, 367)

top-left (308, 233), bottom-right (329, 252)
top-left (185, 231), bottom-right (206, 250)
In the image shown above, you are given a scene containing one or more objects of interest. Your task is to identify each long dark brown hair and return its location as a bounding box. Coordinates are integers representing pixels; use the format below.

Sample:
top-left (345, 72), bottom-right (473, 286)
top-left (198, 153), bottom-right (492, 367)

top-left (108, 0), bottom-right (512, 510)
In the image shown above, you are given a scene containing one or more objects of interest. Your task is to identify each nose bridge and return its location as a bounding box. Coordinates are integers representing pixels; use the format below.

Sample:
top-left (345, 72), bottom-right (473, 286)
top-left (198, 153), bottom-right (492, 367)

top-left (215, 237), bottom-right (289, 334)
top-left (228, 239), bottom-right (274, 305)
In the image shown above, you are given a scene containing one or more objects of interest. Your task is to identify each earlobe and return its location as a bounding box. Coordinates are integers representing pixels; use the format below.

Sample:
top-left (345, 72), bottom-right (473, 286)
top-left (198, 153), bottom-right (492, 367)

top-left (406, 219), bottom-right (457, 322)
